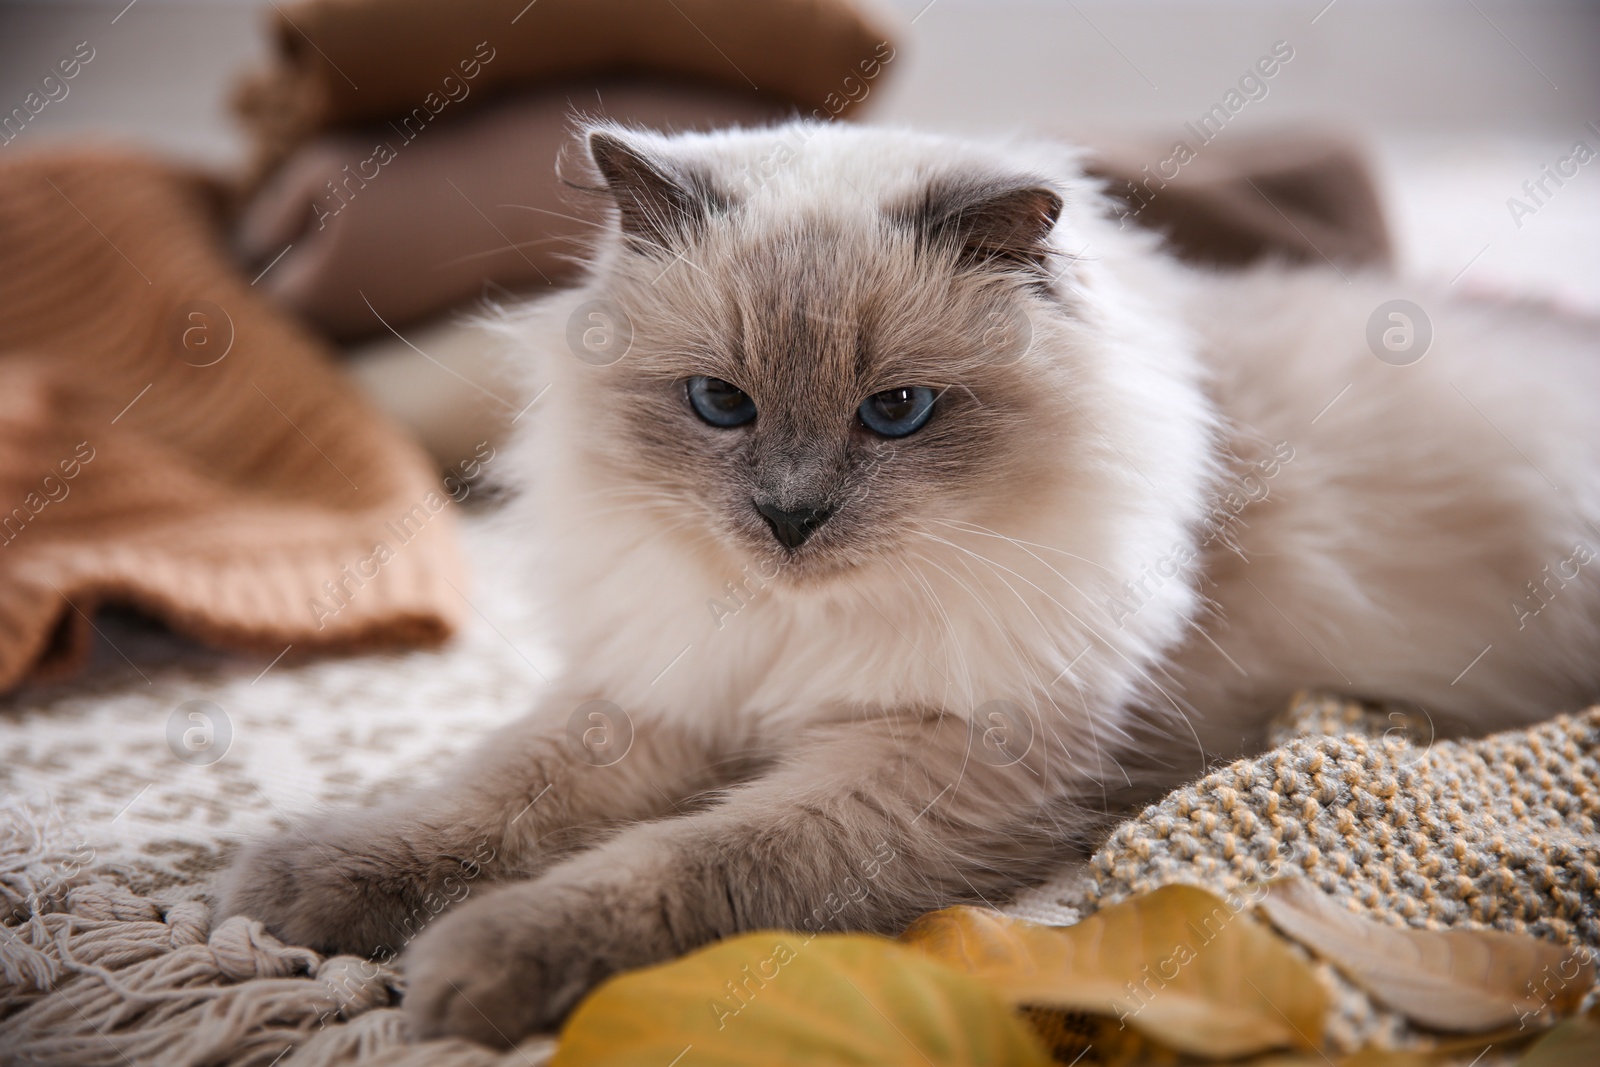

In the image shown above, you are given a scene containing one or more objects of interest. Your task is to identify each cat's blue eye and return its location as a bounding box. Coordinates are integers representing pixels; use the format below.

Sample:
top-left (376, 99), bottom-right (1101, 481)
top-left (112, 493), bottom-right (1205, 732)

top-left (859, 386), bottom-right (936, 437)
top-left (687, 376), bottom-right (757, 428)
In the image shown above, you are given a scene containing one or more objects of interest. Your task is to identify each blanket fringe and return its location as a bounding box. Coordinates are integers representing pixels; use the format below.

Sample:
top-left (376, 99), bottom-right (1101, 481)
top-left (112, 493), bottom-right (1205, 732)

top-left (0, 802), bottom-right (553, 1066)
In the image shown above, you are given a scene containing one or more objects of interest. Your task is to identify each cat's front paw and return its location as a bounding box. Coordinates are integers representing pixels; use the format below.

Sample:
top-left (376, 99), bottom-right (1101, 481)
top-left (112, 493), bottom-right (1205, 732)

top-left (217, 810), bottom-right (493, 957)
top-left (403, 864), bottom-right (683, 1045)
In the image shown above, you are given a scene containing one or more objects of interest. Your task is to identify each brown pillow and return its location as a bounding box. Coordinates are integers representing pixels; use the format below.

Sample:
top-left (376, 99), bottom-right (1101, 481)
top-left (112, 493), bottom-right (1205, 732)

top-left (235, 79), bottom-right (795, 339)
top-left (1086, 134), bottom-right (1392, 271)
top-left (240, 101), bottom-right (1392, 341)
top-left (234, 0), bottom-right (899, 177)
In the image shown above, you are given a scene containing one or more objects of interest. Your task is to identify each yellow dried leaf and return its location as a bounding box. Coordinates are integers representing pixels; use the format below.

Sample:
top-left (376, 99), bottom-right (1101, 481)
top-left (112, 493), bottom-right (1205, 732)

top-left (1516, 1004), bottom-right (1600, 1067)
top-left (1234, 1023), bottom-right (1564, 1067)
top-left (1333, 1053), bottom-right (1498, 1067)
top-left (1257, 878), bottom-right (1593, 1033)
top-left (1240, 1055), bottom-right (1434, 1067)
top-left (551, 931), bottom-right (1052, 1067)
top-left (901, 884), bottom-right (1328, 1059)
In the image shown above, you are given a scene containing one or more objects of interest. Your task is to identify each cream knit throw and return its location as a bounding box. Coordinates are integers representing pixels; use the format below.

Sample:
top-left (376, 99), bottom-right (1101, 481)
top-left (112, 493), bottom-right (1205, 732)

top-left (1013, 696), bottom-right (1600, 946)
top-left (3, 663), bottom-right (1597, 1064)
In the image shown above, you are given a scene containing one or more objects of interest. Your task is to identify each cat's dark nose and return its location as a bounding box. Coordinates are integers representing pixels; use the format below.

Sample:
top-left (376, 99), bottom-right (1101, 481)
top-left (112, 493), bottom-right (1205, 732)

top-left (755, 501), bottom-right (832, 549)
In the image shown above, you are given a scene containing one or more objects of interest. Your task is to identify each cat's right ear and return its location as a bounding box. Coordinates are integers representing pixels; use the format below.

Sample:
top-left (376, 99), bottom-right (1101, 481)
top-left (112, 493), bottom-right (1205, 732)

top-left (586, 127), bottom-right (727, 250)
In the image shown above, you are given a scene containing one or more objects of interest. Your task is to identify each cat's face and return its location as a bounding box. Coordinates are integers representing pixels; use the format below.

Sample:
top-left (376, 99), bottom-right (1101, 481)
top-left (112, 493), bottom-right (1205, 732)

top-left (554, 124), bottom-right (1087, 587)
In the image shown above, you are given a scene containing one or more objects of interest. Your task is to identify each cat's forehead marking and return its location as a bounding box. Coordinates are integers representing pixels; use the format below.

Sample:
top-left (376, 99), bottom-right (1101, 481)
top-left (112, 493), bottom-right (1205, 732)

top-left (709, 215), bottom-right (920, 405)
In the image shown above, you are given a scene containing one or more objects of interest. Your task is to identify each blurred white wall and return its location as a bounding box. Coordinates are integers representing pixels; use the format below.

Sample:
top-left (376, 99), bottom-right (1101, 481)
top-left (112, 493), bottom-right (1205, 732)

top-left (871, 0), bottom-right (1598, 138)
top-left (0, 1), bottom-right (271, 164)
top-left (3, 0), bottom-right (1595, 163)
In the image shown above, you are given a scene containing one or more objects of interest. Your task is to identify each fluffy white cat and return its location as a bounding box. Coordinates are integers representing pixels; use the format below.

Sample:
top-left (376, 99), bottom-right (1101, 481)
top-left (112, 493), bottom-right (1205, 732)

top-left (221, 120), bottom-right (1600, 1046)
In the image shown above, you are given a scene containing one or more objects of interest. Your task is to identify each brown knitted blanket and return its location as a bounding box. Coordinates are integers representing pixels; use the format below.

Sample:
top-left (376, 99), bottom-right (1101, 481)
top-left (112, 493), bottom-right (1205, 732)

top-left (0, 152), bottom-right (462, 692)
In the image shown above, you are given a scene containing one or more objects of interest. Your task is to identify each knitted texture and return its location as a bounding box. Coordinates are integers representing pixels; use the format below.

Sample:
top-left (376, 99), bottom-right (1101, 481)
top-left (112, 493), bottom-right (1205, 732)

top-left (1, 512), bottom-right (555, 1064)
top-left (1013, 696), bottom-right (1600, 950)
top-left (0, 151), bottom-right (463, 692)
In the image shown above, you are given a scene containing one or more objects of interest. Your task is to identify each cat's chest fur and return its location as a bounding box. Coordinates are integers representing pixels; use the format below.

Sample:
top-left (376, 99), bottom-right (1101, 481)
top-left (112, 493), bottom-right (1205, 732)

top-left (528, 414), bottom-right (1212, 754)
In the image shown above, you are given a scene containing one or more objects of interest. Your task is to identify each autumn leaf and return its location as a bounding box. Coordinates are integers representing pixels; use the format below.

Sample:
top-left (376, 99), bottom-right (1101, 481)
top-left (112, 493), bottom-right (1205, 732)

top-left (901, 884), bottom-right (1328, 1059)
top-left (1517, 1004), bottom-right (1600, 1066)
top-left (550, 931), bottom-right (1053, 1067)
top-left (1256, 878), bottom-right (1593, 1033)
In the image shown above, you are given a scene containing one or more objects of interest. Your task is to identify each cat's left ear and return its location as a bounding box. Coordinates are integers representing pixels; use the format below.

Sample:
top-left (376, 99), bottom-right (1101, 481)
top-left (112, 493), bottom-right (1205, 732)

top-left (909, 177), bottom-right (1064, 274)
top-left (585, 126), bottom-right (727, 250)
